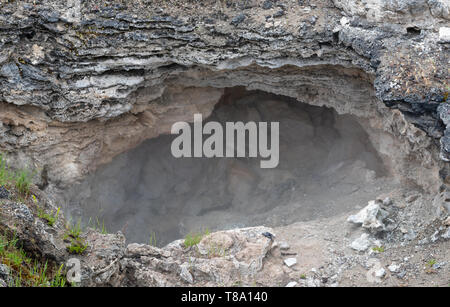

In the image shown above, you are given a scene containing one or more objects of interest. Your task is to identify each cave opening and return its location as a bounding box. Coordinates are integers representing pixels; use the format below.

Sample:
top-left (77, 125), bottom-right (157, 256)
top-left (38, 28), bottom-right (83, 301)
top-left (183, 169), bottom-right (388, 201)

top-left (63, 88), bottom-right (400, 246)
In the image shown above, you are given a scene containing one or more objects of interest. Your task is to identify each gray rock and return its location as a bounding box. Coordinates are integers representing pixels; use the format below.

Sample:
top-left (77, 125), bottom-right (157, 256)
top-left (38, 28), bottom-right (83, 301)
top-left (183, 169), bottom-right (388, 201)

top-left (0, 186), bottom-right (9, 199)
top-left (0, 264), bottom-right (11, 286)
top-left (262, 0), bottom-right (273, 10)
top-left (231, 14), bottom-right (246, 26)
top-left (350, 233), bottom-right (372, 252)
top-left (347, 201), bottom-right (389, 233)
top-left (442, 228), bottom-right (450, 239)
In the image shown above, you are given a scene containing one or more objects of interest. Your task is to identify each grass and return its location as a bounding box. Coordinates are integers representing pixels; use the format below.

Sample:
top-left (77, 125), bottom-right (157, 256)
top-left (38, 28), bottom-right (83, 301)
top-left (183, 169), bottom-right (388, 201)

top-left (14, 170), bottom-right (33, 197)
top-left (64, 219), bottom-right (89, 255)
top-left (372, 246), bottom-right (385, 253)
top-left (184, 228), bottom-right (210, 248)
top-left (67, 238), bottom-right (88, 255)
top-left (65, 219), bottom-right (82, 240)
top-left (148, 231), bottom-right (157, 246)
top-left (37, 207), bottom-right (60, 227)
top-left (427, 259), bottom-right (437, 268)
top-left (0, 153), bottom-right (34, 197)
top-left (33, 195), bottom-right (60, 227)
top-left (88, 216), bottom-right (108, 234)
top-left (0, 230), bottom-right (67, 287)
top-left (0, 154), bottom-right (11, 186)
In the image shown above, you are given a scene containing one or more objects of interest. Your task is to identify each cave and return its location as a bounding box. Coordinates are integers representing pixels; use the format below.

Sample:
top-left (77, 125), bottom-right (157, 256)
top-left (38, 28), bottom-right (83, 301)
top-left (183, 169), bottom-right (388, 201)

top-left (62, 88), bottom-right (403, 246)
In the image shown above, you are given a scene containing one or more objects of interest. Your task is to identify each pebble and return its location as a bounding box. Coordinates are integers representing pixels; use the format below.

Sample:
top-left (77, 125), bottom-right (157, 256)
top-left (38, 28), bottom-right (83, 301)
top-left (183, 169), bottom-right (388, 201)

top-left (279, 241), bottom-right (290, 250)
top-left (397, 271), bottom-right (407, 279)
top-left (405, 194), bottom-right (420, 203)
top-left (439, 27), bottom-right (450, 43)
top-left (443, 217), bottom-right (450, 226)
top-left (388, 263), bottom-right (401, 273)
top-left (285, 281), bottom-right (297, 287)
top-left (374, 268), bottom-right (386, 278)
top-left (284, 257), bottom-right (297, 267)
top-left (350, 233), bottom-right (371, 252)
top-left (382, 197), bottom-right (392, 206)
top-left (230, 14), bottom-right (245, 26)
top-left (262, 0), bottom-right (273, 10)
top-left (0, 186), bottom-right (9, 199)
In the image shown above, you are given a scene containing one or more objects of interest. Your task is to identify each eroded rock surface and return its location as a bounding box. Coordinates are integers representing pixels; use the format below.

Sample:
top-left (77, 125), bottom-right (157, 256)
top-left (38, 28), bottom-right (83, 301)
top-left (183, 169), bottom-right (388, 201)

top-left (0, 0), bottom-right (447, 190)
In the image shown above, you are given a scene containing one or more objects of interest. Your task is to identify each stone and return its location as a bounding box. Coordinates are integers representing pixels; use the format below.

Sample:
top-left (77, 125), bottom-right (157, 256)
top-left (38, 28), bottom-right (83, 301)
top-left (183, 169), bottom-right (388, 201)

top-left (0, 264), bottom-right (10, 283)
top-left (231, 14), bottom-right (246, 26)
top-left (279, 241), bottom-right (290, 250)
top-left (443, 217), bottom-right (450, 226)
top-left (442, 228), bottom-right (450, 239)
top-left (405, 194), bottom-right (420, 203)
top-left (388, 263), bottom-right (401, 273)
top-left (180, 264), bottom-right (194, 284)
top-left (273, 10), bottom-right (285, 18)
top-left (350, 233), bottom-right (372, 252)
top-left (262, 0), bottom-right (273, 10)
top-left (397, 271), bottom-right (407, 279)
top-left (439, 27), bottom-right (450, 43)
top-left (374, 268), bottom-right (386, 278)
top-left (382, 197), bottom-right (392, 206)
top-left (284, 258), bottom-right (297, 267)
top-left (347, 201), bottom-right (389, 233)
top-left (0, 186), bottom-right (9, 199)
top-left (404, 230), bottom-right (417, 241)
top-left (340, 16), bottom-right (350, 26)
top-left (285, 281), bottom-right (297, 287)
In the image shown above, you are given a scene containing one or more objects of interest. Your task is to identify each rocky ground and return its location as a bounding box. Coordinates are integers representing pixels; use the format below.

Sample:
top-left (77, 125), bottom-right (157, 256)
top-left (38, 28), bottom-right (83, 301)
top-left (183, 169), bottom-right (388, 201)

top-left (1, 181), bottom-right (449, 287)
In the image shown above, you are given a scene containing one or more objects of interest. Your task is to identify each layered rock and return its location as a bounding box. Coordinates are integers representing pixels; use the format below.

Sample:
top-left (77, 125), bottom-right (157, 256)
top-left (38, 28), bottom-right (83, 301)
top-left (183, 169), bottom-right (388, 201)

top-left (0, 0), bottom-right (448, 191)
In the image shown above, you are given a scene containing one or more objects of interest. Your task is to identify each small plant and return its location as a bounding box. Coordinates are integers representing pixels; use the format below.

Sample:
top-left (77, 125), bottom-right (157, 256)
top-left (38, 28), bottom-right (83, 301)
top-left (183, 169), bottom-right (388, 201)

top-left (88, 216), bottom-right (108, 234)
top-left (14, 170), bottom-right (33, 197)
top-left (372, 246), bottom-right (385, 253)
top-left (184, 228), bottom-right (210, 248)
top-left (148, 231), bottom-right (157, 246)
top-left (427, 259), bottom-right (437, 268)
top-left (65, 219), bottom-right (83, 240)
top-left (37, 206), bottom-right (60, 227)
top-left (0, 153), bottom-right (10, 186)
top-left (300, 274), bottom-right (307, 279)
top-left (1, 230), bottom-right (67, 287)
top-left (67, 238), bottom-right (88, 255)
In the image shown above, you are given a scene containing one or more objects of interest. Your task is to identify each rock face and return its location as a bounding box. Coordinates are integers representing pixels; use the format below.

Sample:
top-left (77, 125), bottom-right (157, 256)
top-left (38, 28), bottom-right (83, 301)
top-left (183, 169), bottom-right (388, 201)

top-left (0, 0), bottom-right (447, 193)
top-left (0, 186), bottom-right (277, 286)
top-left (0, 0), bottom-right (449, 288)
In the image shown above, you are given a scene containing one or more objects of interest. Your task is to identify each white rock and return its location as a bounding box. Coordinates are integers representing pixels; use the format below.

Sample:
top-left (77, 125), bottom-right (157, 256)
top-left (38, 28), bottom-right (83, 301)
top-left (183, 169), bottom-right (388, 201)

top-left (374, 268), bottom-right (386, 278)
top-left (439, 27), bottom-right (450, 43)
top-left (382, 197), bottom-right (392, 206)
top-left (340, 16), bottom-right (350, 26)
top-left (442, 228), bottom-right (450, 239)
top-left (285, 281), bottom-right (297, 287)
top-left (284, 257), bottom-right (297, 267)
top-left (347, 200), bottom-right (388, 232)
top-left (350, 233), bottom-right (372, 252)
top-left (388, 263), bottom-right (401, 273)
top-left (279, 241), bottom-right (290, 250)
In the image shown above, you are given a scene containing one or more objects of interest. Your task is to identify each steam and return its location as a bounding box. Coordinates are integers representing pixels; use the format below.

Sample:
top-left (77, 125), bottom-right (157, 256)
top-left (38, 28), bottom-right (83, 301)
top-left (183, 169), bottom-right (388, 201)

top-left (63, 91), bottom-right (390, 246)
